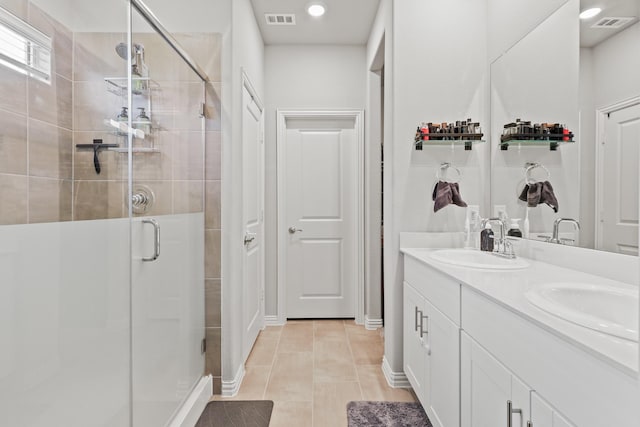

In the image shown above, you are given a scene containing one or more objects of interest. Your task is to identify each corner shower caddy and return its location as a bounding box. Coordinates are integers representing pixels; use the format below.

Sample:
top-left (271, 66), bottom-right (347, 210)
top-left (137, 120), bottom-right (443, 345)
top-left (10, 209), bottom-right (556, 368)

top-left (102, 76), bottom-right (160, 153)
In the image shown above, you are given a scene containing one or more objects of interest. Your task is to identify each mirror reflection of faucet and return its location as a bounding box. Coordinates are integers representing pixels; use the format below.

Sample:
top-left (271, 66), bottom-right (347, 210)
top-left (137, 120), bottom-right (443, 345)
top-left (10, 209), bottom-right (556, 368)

top-left (538, 218), bottom-right (580, 245)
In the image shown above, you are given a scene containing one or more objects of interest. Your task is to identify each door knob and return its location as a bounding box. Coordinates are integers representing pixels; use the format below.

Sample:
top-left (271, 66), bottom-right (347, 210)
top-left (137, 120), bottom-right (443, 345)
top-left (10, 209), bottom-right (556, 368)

top-left (244, 232), bottom-right (256, 245)
top-left (288, 227), bottom-right (303, 234)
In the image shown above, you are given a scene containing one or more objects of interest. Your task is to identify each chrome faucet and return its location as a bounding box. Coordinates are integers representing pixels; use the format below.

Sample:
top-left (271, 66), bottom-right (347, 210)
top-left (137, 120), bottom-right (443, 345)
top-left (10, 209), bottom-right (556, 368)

top-left (548, 218), bottom-right (580, 244)
top-left (481, 217), bottom-right (516, 259)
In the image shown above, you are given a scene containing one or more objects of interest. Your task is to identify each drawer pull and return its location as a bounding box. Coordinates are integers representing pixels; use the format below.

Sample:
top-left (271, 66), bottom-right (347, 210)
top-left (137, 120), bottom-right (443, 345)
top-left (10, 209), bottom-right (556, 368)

top-left (414, 307), bottom-right (421, 332)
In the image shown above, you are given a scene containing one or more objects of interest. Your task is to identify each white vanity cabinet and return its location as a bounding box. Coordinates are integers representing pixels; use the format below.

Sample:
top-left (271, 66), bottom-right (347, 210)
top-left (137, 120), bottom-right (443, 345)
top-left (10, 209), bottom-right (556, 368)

top-left (461, 331), bottom-right (575, 427)
top-left (462, 286), bottom-right (636, 427)
top-left (401, 249), bottom-right (638, 427)
top-left (403, 256), bottom-right (460, 427)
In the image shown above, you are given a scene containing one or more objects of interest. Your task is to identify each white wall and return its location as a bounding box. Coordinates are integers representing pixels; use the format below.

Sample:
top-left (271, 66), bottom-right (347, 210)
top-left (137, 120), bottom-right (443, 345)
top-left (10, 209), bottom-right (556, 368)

top-left (221, 0), bottom-right (264, 388)
top-left (381, 0), bottom-right (490, 376)
top-left (579, 47), bottom-right (596, 248)
top-left (592, 22), bottom-right (640, 108)
top-left (579, 22), bottom-right (640, 250)
top-left (490, 0), bottom-right (580, 238)
top-left (488, 0), bottom-right (568, 62)
top-left (263, 45), bottom-right (367, 317)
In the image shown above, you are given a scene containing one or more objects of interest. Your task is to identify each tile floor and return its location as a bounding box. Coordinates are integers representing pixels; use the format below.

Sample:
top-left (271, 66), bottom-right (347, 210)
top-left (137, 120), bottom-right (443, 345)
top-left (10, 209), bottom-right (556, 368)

top-left (213, 320), bottom-right (415, 427)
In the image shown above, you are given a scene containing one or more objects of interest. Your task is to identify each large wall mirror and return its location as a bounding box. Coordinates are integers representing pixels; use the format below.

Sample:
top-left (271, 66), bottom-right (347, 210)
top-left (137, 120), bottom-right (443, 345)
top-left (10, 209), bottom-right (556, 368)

top-left (490, 0), bottom-right (640, 255)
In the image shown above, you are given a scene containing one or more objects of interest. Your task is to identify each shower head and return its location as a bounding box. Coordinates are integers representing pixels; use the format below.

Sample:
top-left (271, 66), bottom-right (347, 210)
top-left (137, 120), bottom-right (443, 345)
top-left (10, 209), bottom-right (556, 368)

top-left (115, 42), bottom-right (133, 60)
top-left (115, 43), bottom-right (145, 60)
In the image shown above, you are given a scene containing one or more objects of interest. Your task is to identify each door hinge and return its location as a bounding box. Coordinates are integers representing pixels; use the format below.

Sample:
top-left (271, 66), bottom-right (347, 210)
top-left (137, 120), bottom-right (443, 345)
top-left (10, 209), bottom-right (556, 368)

top-left (199, 103), bottom-right (206, 118)
top-left (201, 338), bottom-right (207, 354)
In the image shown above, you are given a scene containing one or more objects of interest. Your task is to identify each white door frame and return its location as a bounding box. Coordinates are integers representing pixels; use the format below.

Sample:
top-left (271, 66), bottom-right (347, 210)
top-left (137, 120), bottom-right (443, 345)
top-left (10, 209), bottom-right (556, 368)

top-left (241, 69), bottom-right (265, 357)
top-left (276, 109), bottom-right (365, 324)
top-left (594, 96), bottom-right (640, 250)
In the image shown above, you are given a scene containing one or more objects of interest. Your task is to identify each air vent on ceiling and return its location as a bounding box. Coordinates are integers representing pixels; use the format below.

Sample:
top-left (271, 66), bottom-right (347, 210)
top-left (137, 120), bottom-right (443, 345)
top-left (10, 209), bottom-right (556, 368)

top-left (265, 14), bottom-right (296, 25)
top-left (591, 16), bottom-right (636, 29)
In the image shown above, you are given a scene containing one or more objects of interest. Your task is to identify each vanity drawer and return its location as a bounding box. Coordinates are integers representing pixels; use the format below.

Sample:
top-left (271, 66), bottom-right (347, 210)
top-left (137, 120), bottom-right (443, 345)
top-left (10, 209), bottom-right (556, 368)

top-left (404, 255), bottom-right (460, 325)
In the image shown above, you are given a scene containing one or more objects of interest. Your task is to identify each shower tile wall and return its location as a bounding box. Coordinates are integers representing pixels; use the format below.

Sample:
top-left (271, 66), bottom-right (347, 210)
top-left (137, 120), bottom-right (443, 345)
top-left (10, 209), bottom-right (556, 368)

top-left (0, 2), bottom-right (73, 225)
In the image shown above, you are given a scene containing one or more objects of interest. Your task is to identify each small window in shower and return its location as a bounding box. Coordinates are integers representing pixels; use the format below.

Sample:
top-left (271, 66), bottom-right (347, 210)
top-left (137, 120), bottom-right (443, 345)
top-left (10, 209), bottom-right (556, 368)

top-left (0, 7), bottom-right (51, 82)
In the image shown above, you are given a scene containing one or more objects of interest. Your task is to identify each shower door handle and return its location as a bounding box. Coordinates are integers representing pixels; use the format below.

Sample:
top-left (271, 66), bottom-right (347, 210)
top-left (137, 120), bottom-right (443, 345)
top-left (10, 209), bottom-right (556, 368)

top-left (142, 219), bottom-right (160, 262)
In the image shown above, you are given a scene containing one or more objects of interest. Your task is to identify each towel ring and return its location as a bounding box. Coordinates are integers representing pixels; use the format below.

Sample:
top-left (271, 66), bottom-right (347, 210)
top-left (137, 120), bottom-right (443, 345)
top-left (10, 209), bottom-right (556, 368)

top-left (436, 162), bottom-right (462, 183)
top-left (524, 162), bottom-right (550, 185)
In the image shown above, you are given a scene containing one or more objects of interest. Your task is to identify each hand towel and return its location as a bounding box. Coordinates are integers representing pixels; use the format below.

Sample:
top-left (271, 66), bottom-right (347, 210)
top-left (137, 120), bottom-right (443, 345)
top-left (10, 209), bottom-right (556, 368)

top-left (432, 181), bottom-right (468, 212)
top-left (518, 181), bottom-right (558, 212)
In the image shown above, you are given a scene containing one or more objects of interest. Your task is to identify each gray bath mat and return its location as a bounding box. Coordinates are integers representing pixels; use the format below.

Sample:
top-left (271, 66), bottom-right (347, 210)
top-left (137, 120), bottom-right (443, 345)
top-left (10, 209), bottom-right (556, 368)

top-left (195, 400), bottom-right (274, 427)
top-left (347, 401), bottom-right (432, 427)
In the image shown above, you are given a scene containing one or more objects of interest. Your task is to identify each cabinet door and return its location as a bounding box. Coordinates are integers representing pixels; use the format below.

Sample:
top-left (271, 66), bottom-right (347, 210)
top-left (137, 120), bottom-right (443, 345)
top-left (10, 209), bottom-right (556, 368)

top-left (461, 332), bottom-right (529, 427)
top-left (424, 298), bottom-right (459, 427)
top-left (404, 282), bottom-right (427, 403)
top-left (531, 392), bottom-right (576, 427)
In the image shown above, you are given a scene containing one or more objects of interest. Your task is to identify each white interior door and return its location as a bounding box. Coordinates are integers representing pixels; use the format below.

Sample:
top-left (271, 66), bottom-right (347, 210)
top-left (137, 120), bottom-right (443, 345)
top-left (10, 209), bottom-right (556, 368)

top-left (242, 82), bottom-right (264, 361)
top-left (600, 103), bottom-right (640, 254)
top-left (281, 114), bottom-right (360, 318)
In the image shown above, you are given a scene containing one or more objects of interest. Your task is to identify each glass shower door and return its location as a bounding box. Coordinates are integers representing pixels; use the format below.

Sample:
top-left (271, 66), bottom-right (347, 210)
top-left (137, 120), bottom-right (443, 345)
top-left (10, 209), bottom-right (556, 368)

top-left (129, 3), bottom-right (206, 426)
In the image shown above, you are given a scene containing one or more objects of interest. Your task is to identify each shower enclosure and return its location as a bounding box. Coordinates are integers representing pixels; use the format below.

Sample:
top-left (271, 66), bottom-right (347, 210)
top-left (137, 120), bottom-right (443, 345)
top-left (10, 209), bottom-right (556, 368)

top-left (0, 0), bottom-right (216, 425)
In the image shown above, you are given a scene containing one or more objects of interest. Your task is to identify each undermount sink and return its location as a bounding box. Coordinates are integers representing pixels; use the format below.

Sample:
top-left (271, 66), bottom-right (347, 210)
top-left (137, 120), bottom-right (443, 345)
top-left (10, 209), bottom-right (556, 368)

top-left (428, 249), bottom-right (529, 270)
top-left (526, 283), bottom-right (639, 342)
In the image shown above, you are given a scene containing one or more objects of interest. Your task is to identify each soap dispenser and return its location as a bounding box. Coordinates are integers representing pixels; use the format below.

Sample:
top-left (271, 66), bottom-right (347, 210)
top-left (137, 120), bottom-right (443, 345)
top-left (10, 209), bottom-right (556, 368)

top-left (507, 219), bottom-right (523, 238)
top-left (480, 223), bottom-right (494, 252)
top-left (135, 107), bottom-right (151, 136)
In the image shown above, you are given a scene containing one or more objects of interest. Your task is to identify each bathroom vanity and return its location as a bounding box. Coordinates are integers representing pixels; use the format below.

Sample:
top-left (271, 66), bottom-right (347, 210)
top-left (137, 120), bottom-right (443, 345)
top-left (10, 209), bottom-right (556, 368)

top-left (401, 245), bottom-right (639, 427)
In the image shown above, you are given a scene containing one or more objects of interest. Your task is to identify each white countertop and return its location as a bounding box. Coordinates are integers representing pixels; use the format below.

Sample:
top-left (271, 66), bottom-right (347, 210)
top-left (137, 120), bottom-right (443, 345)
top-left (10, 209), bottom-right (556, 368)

top-left (401, 247), bottom-right (639, 376)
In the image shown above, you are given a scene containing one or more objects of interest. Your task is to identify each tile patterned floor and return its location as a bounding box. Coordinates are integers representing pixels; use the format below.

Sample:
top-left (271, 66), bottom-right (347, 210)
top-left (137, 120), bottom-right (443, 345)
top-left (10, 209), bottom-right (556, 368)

top-left (214, 320), bottom-right (415, 427)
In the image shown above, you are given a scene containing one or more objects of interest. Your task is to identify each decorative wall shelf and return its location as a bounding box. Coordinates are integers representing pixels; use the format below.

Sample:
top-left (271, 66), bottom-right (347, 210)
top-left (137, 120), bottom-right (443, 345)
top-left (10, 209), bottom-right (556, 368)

top-left (414, 138), bottom-right (485, 151)
top-left (499, 139), bottom-right (575, 151)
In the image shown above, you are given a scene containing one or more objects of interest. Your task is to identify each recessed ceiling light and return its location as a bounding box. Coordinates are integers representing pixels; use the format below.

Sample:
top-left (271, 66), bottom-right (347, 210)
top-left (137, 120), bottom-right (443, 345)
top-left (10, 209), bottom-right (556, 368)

top-left (580, 7), bottom-right (602, 20)
top-left (307, 3), bottom-right (326, 17)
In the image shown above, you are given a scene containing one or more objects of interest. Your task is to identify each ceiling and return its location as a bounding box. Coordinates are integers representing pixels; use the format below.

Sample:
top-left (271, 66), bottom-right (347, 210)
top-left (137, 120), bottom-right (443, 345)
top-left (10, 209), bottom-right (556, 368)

top-left (250, 0), bottom-right (381, 45)
top-left (580, 0), bottom-right (639, 47)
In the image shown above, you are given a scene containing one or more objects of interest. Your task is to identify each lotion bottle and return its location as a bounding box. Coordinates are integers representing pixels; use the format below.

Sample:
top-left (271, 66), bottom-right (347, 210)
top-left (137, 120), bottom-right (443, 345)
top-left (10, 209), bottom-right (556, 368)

top-left (480, 223), bottom-right (494, 252)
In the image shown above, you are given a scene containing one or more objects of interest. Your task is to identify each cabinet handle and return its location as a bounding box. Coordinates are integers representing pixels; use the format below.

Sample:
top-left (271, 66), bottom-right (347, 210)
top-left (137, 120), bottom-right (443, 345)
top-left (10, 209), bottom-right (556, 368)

top-left (420, 314), bottom-right (431, 355)
top-left (414, 307), bottom-right (421, 332)
top-left (507, 400), bottom-right (522, 427)
top-left (420, 314), bottom-right (429, 338)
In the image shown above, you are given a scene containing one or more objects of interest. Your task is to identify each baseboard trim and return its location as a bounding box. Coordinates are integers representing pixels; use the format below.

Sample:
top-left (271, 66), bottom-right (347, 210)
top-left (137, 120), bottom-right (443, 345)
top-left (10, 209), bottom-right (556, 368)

top-left (365, 316), bottom-right (383, 330)
top-left (168, 375), bottom-right (212, 427)
top-left (382, 356), bottom-right (411, 388)
top-left (221, 365), bottom-right (245, 397)
top-left (264, 315), bottom-right (285, 326)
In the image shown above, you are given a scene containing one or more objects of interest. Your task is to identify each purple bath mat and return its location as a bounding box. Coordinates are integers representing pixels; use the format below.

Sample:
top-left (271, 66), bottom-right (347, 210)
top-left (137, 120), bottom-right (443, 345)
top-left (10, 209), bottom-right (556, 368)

top-left (347, 401), bottom-right (433, 427)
